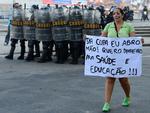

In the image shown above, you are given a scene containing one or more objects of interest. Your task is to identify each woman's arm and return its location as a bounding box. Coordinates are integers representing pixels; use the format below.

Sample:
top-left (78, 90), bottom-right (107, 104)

top-left (141, 38), bottom-right (144, 44)
top-left (130, 31), bottom-right (144, 44)
top-left (101, 31), bottom-right (107, 37)
top-left (129, 31), bottom-right (135, 37)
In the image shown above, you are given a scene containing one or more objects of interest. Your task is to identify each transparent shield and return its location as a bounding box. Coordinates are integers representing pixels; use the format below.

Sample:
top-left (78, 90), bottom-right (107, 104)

top-left (23, 9), bottom-right (35, 40)
top-left (35, 9), bottom-right (52, 41)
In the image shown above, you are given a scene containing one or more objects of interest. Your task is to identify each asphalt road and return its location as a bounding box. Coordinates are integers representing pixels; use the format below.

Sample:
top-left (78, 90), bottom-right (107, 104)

top-left (0, 45), bottom-right (150, 113)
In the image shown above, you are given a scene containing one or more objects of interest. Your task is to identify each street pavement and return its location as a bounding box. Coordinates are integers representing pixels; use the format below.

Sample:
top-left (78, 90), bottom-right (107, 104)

top-left (0, 19), bottom-right (150, 113)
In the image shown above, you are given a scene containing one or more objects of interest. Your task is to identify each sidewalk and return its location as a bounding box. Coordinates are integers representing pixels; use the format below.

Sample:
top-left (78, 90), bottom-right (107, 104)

top-left (130, 19), bottom-right (150, 46)
top-left (130, 19), bottom-right (150, 27)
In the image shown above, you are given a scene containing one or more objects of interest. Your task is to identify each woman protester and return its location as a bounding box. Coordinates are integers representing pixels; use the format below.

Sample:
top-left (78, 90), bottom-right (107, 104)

top-left (101, 7), bottom-right (144, 112)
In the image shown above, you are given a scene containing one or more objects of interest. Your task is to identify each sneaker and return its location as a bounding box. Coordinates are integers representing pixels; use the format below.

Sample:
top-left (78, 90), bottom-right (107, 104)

top-left (102, 103), bottom-right (110, 112)
top-left (122, 97), bottom-right (131, 107)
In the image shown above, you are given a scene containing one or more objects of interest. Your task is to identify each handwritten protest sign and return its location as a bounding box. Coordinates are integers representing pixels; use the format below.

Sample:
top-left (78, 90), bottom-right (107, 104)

top-left (84, 35), bottom-right (143, 78)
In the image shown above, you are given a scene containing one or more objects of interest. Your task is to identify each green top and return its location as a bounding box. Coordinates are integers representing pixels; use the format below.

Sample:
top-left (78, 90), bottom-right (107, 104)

top-left (103, 22), bottom-right (135, 38)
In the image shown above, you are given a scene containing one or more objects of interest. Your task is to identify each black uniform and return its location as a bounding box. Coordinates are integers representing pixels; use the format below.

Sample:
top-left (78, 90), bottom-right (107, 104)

top-left (24, 5), bottom-right (40, 61)
top-left (51, 6), bottom-right (69, 64)
top-left (35, 7), bottom-right (53, 63)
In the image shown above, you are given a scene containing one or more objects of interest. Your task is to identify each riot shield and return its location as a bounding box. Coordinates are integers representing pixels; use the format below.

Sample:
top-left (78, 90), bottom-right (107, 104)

top-left (68, 8), bottom-right (83, 41)
top-left (94, 9), bottom-right (101, 24)
top-left (83, 9), bottom-right (101, 37)
top-left (10, 8), bottom-right (24, 40)
top-left (51, 7), bottom-right (69, 41)
top-left (23, 8), bottom-right (35, 40)
top-left (34, 9), bottom-right (51, 41)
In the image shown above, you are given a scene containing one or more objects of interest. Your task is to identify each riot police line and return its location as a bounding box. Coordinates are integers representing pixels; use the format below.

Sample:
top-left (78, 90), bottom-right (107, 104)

top-left (5, 4), bottom-right (102, 64)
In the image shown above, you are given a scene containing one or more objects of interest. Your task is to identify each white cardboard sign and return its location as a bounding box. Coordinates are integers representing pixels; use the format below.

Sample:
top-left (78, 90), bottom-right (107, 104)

top-left (84, 35), bottom-right (143, 78)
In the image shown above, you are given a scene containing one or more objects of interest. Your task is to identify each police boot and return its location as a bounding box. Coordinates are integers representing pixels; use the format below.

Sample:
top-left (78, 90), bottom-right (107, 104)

top-left (70, 49), bottom-right (78, 64)
top-left (25, 48), bottom-right (34, 61)
top-left (81, 41), bottom-right (85, 58)
top-left (38, 41), bottom-right (50, 63)
top-left (55, 47), bottom-right (60, 63)
top-left (5, 46), bottom-right (15, 60)
top-left (55, 47), bottom-right (64, 64)
top-left (17, 46), bottom-right (25, 60)
top-left (70, 43), bottom-right (79, 64)
top-left (34, 41), bottom-right (40, 58)
top-left (63, 42), bottom-right (68, 62)
top-left (55, 43), bottom-right (64, 64)
top-left (47, 47), bottom-right (52, 61)
top-left (37, 49), bottom-right (48, 63)
top-left (47, 41), bottom-right (54, 61)
top-left (59, 47), bottom-right (65, 64)
top-left (55, 49), bottom-right (64, 64)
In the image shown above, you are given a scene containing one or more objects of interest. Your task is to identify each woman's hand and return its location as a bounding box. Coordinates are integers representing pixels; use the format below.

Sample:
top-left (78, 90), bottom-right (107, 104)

top-left (141, 38), bottom-right (144, 44)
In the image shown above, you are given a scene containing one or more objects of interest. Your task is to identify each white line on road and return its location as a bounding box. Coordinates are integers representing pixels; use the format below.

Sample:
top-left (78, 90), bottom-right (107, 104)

top-left (143, 55), bottom-right (150, 58)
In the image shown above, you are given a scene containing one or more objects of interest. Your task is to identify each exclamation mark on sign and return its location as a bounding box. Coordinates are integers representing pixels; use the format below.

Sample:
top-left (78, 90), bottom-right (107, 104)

top-left (129, 68), bottom-right (138, 75)
top-left (135, 68), bottom-right (137, 75)
top-left (97, 47), bottom-right (99, 53)
top-left (129, 68), bottom-right (131, 75)
top-left (132, 68), bottom-right (135, 75)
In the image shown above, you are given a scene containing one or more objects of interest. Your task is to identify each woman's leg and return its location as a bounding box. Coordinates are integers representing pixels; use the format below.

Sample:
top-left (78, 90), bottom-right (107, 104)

top-left (119, 78), bottom-right (131, 106)
top-left (104, 77), bottom-right (116, 103)
top-left (102, 77), bottom-right (116, 112)
top-left (119, 78), bottom-right (130, 97)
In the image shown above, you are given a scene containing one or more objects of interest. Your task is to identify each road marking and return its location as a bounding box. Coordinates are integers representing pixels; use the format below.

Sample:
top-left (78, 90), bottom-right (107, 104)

top-left (143, 47), bottom-right (150, 48)
top-left (143, 55), bottom-right (150, 58)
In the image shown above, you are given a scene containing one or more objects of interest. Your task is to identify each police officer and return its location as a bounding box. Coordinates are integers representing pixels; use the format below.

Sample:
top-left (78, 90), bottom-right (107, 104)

top-left (82, 6), bottom-right (101, 64)
top-left (35, 7), bottom-right (53, 63)
top-left (5, 3), bottom-right (26, 60)
top-left (25, 5), bottom-right (40, 61)
top-left (141, 6), bottom-right (149, 21)
top-left (69, 5), bottom-right (83, 64)
top-left (51, 5), bottom-right (69, 64)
